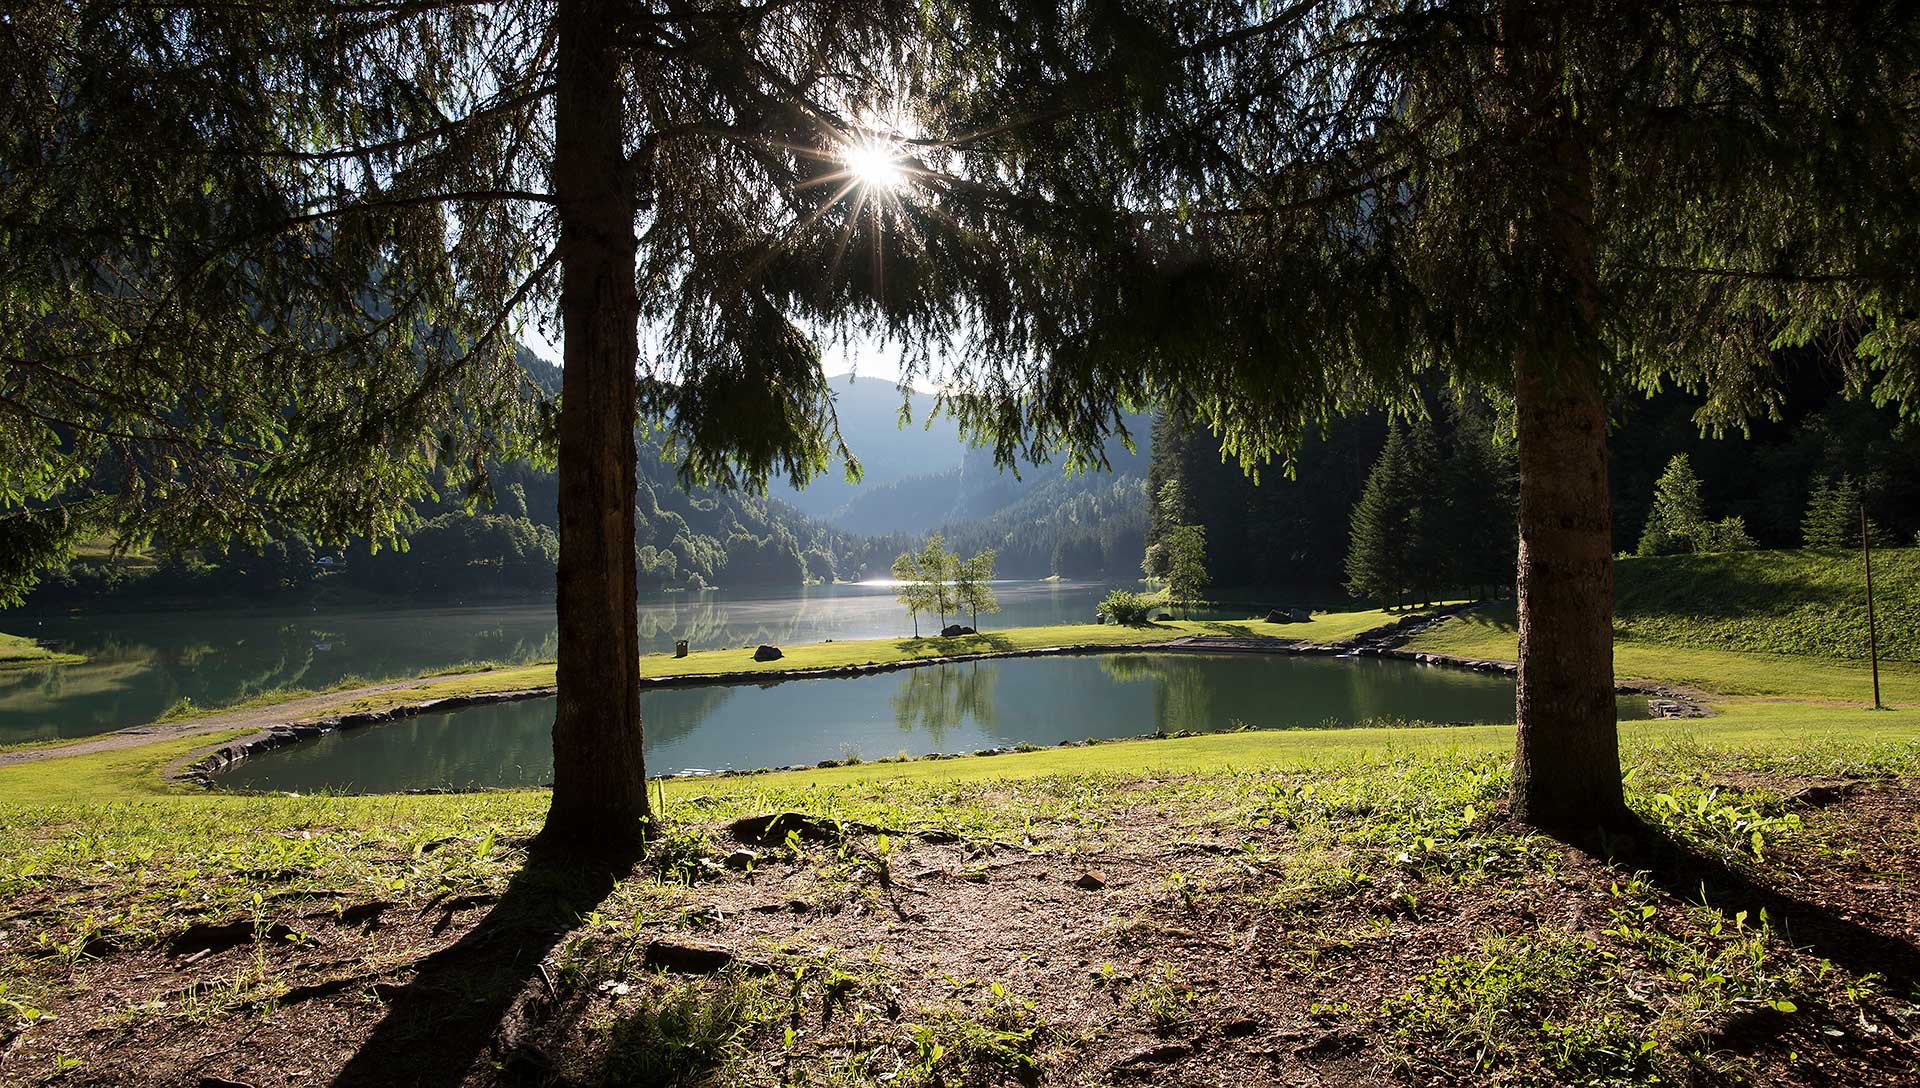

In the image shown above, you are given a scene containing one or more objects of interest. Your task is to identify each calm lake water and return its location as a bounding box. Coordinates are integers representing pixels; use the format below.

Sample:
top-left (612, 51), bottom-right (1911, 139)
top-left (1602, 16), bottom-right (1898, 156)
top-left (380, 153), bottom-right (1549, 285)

top-left (219, 653), bottom-right (1653, 794)
top-left (0, 581), bottom-right (1117, 744)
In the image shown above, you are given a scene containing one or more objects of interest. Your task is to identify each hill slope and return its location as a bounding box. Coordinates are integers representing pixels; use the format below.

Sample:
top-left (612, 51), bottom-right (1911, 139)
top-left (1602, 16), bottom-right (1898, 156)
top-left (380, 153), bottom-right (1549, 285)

top-left (1418, 548), bottom-right (1918, 664)
top-left (1610, 548), bottom-right (1918, 662)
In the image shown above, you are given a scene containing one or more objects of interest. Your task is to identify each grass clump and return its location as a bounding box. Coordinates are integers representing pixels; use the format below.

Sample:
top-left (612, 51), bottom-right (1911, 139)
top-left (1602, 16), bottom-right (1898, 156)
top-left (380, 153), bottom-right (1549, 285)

top-left (598, 973), bottom-right (775, 1087)
top-left (1384, 928), bottom-right (1660, 1085)
top-left (901, 983), bottom-right (1049, 1088)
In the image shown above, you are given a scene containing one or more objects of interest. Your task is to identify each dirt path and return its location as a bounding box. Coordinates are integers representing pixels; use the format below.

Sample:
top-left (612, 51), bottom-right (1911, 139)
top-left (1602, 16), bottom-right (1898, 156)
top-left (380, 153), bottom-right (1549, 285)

top-left (0, 669), bottom-right (533, 769)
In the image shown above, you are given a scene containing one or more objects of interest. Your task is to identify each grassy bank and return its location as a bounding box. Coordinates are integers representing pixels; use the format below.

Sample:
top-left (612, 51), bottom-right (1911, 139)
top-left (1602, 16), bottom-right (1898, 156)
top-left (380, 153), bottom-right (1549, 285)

top-left (4, 558), bottom-right (1920, 1083)
top-left (3, 727), bottom-right (1917, 1084)
top-left (126, 613), bottom-right (1395, 729)
top-left (0, 631), bottom-right (83, 669)
top-left (1613, 547), bottom-right (1917, 661)
top-left (1410, 603), bottom-right (1919, 703)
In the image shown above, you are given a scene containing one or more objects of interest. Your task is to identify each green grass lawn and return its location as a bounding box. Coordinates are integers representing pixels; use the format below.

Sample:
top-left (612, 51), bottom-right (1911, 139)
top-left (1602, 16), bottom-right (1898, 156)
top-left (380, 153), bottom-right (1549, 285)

top-left (1410, 602), bottom-right (1919, 703)
top-left (0, 630), bottom-right (83, 668)
top-left (1612, 547), bottom-right (1917, 661)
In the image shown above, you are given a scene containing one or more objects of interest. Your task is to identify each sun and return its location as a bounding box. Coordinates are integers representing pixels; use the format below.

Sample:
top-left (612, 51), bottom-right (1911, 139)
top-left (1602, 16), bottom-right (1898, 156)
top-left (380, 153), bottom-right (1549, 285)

top-left (841, 138), bottom-right (906, 190)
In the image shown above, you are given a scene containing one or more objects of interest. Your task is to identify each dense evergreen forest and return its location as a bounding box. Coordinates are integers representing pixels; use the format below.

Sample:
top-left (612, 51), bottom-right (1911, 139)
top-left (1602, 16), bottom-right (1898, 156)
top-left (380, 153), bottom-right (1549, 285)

top-left (1148, 375), bottom-right (1920, 607)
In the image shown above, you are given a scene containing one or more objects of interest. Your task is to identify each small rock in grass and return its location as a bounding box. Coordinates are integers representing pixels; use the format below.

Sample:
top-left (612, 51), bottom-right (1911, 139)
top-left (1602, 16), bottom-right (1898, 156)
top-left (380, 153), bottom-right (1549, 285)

top-left (752, 644), bottom-right (783, 662)
top-left (1074, 870), bottom-right (1108, 891)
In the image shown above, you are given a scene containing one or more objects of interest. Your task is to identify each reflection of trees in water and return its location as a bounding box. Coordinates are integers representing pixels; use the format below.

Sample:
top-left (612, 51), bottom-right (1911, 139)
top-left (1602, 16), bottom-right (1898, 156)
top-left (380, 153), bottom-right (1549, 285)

top-left (890, 663), bottom-right (997, 744)
top-left (638, 684), bottom-right (735, 748)
top-left (1099, 654), bottom-right (1217, 733)
top-left (468, 625), bottom-right (558, 664)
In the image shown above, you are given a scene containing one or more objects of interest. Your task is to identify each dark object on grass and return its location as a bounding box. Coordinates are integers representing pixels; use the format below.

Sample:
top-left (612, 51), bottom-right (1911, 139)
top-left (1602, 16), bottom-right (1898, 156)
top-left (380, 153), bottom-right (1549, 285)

top-left (643, 940), bottom-right (734, 974)
top-left (941, 624), bottom-right (976, 637)
top-left (753, 644), bottom-right (782, 661)
top-left (674, 639), bottom-right (689, 658)
top-left (726, 811), bottom-right (844, 844)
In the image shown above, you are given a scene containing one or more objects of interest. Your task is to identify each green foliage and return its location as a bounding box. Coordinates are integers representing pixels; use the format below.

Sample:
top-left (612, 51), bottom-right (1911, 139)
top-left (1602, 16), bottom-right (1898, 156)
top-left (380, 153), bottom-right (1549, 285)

top-left (599, 974), bottom-right (772, 1086)
top-left (1801, 475), bottom-right (1883, 550)
top-left (953, 548), bottom-right (1001, 629)
top-left (1345, 419), bottom-right (1432, 606)
top-left (1099, 589), bottom-right (1153, 625)
top-left (1384, 929), bottom-right (1661, 1084)
top-left (1162, 524), bottom-right (1209, 619)
top-left (1637, 455), bottom-right (1755, 557)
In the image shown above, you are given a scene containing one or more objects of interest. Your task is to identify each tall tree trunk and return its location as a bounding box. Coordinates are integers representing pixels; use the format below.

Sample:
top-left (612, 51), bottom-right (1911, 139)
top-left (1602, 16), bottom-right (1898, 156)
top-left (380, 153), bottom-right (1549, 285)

top-left (1503, 4), bottom-right (1627, 831)
top-left (543, 0), bottom-right (648, 848)
top-left (1510, 350), bottom-right (1625, 830)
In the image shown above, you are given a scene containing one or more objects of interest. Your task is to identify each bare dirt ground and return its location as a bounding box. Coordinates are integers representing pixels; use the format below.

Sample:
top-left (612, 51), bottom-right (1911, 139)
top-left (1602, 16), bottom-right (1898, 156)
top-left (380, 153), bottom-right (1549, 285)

top-left (3, 767), bottom-right (1917, 1087)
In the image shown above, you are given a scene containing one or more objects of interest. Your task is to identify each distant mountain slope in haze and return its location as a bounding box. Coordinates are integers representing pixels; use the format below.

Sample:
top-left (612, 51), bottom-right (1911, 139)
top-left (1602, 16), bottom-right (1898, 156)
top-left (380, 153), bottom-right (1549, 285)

top-left (774, 375), bottom-right (963, 519)
top-left (788, 386), bottom-right (1153, 537)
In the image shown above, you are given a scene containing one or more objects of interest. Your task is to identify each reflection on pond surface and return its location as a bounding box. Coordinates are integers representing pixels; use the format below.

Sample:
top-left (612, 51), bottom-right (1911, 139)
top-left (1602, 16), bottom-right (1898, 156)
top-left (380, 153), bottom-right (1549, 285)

top-left (219, 652), bottom-right (1654, 794)
top-left (0, 582), bottom-right (1112, 743)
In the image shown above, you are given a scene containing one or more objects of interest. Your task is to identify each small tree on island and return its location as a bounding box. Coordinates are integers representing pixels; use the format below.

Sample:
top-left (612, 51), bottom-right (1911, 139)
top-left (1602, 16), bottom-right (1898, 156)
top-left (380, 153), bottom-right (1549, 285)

top-left (893, 533), bottom-right (965, 636)
top-left (890, 551), bottom-right (934, 638)
top-left (953, 548), bottom-right (1001, 630)
top-left (1163, 524), bottom-right (1210, 620)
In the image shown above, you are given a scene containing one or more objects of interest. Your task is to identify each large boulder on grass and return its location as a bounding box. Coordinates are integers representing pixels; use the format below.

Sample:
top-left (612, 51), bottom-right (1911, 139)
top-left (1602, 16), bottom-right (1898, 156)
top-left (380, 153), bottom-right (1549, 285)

top-left (941, 624), bottom-right (974, 637)
top-left (753, 644), bottom-right (783, 662)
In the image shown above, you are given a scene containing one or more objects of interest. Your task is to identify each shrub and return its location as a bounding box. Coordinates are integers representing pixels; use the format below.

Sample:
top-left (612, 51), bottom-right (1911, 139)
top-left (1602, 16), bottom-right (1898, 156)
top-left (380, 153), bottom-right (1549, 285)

top-left (1100, 589), bottom-right (1153, 625)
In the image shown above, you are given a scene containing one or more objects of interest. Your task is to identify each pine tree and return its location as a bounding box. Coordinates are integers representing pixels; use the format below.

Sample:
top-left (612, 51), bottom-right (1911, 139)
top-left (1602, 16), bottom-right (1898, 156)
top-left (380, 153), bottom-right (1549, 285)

top-left (1346, 421), bottom-right (1419, 608)
top-left (934, 0), bottom-right (1920, 830)
top-left (1802, 476), bottom-right (1885, 550)
top-left (1637, 455), bottom-right (1708, 556)
top-left (1438, 396), bottom-right (1518, 600)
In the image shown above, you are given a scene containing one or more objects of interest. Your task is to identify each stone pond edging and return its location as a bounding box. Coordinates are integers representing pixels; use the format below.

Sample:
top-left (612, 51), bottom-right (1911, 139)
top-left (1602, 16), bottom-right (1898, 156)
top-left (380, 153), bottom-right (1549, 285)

top-left (172, 609), bottom-right (1708, 789)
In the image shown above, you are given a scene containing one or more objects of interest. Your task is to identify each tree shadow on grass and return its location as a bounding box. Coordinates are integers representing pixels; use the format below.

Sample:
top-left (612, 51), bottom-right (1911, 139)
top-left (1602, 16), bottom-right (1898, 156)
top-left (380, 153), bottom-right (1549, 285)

top-left (891, 631), bottom-right (1018, 656)
top-left (1609, 817), bottom-right (1920, 999)
top-left (330, 841), bottom-right (640, 1088)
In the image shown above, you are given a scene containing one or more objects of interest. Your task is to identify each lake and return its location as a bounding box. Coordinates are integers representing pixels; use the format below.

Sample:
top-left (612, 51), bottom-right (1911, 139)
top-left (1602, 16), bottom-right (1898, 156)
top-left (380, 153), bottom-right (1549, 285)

top-left (217, 652), bottom-right (1653, 794)
top-left (0, 581), bottom-right (1117, 744)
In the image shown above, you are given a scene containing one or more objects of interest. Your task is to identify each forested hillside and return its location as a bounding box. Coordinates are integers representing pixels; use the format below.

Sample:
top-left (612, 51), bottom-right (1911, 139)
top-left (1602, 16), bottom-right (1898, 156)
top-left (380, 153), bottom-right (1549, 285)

top-left (20, 353), bottom-right (874, 605)
top-left (831, 422), bottom-right (1152, 577)
top-left (1151, 376), bottom-right (1920, 605)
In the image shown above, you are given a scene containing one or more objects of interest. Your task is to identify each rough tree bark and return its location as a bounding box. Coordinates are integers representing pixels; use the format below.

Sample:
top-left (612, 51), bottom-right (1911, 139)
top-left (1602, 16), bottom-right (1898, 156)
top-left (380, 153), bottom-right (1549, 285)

top-left (1503, 4), bottom-right (1628, 832)
top-left (543, 0), bottom-right (649, 848)
top-left (1511, 350), bottom-right (1626, 830)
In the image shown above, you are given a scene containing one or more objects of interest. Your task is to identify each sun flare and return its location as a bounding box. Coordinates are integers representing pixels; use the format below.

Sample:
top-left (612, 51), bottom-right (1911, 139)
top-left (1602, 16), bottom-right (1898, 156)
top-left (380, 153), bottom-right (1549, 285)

top-left (841, 138), bottom-right (906, 190)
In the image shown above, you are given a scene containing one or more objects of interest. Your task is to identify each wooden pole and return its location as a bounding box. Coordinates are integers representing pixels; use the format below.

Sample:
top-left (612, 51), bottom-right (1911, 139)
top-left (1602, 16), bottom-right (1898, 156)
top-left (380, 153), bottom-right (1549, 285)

top-left (1863, 502), bottom-right (1882, 710)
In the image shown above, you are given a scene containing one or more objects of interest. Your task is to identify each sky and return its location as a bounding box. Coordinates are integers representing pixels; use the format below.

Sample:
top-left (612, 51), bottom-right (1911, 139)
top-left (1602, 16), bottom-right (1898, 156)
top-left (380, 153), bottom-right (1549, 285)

top-left (521, 323), bottom-right (915, 387)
